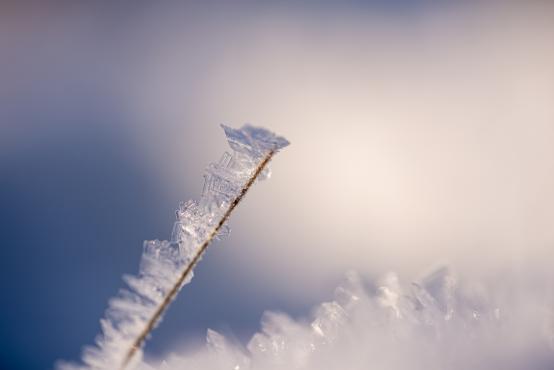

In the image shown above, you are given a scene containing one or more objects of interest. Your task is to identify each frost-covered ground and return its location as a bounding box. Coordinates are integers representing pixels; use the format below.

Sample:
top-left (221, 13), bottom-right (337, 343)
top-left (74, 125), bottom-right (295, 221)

top-left (140, 269), bottom-right (553, 370)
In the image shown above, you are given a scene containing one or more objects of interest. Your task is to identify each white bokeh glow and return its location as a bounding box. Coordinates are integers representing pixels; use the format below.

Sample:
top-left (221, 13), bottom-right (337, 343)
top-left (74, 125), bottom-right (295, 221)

top-left (118, 2), bottom-right (554, 299)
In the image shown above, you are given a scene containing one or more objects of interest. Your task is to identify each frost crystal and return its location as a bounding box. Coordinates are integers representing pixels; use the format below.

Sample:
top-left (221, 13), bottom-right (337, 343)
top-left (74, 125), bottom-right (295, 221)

top-left (143, 268), bottom-right (554, 370)
top-left (59, 125), bottom-right (288, 370)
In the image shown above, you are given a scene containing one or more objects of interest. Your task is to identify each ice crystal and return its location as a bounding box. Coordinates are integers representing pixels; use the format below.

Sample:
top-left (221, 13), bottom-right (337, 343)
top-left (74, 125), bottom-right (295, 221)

top-left (142, 268), bottom-right (554, 370)
top-left (59, 125), bottom-right (288, 370)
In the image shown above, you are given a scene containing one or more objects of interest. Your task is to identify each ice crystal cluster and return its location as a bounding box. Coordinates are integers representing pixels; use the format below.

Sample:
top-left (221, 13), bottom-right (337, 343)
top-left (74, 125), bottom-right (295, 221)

top-left (59, 125), bottom-right (289, 370)
top-left (139, 268), bottom-right (554, 370)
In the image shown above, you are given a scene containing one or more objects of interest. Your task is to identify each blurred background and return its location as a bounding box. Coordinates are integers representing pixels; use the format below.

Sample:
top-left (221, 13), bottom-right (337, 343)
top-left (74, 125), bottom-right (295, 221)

top-left (1, 1), bottom-right (554, 368)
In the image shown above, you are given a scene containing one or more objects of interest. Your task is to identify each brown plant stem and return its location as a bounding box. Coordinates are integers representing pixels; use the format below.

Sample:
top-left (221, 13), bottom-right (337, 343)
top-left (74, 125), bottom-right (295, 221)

top-left (120, 150), bottom-right (275, 370)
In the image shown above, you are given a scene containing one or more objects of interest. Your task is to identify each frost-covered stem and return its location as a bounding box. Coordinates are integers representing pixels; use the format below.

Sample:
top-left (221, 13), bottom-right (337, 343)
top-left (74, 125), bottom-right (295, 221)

top-left (120, 149), bottom-right (276, 370)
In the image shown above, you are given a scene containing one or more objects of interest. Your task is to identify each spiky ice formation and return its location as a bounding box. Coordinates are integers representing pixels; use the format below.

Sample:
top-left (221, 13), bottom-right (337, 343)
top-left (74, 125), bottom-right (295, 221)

top-left (58, 125), bottom-right (289, 370)
top-left (142, 269), bottom-right (554, 370)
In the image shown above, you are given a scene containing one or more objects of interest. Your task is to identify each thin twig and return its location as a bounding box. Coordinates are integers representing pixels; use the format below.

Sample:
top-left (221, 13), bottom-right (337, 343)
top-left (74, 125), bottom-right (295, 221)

top-left (120, 149), bottom-right (275, 370)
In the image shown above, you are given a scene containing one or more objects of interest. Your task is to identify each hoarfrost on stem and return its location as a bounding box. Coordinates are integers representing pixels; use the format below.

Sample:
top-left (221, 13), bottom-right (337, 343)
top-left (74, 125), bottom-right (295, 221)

top-left (59, 125), bottom-right (288, 370)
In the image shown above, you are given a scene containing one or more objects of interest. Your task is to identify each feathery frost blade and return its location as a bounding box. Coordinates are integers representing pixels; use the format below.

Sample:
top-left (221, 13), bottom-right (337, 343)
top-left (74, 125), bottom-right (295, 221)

top-left (58, 125), bottom-right (288, 370)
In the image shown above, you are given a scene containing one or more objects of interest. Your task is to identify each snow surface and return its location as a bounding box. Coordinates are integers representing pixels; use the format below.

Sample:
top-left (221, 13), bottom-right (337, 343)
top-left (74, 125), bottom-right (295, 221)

top-left (140, 269), bottom-right (554, 370)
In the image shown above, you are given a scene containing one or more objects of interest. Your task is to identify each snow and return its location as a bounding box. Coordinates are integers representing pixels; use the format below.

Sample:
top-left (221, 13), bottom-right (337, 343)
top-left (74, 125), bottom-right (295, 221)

top-left (140, 269), bottom-right (554, 370)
